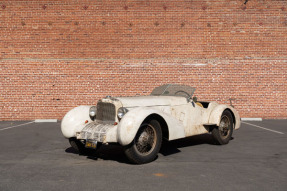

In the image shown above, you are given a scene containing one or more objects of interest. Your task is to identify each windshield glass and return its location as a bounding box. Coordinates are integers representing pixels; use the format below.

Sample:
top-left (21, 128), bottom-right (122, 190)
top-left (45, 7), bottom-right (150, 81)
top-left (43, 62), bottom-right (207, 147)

top-left (150, 84), bottom-right (196, 98)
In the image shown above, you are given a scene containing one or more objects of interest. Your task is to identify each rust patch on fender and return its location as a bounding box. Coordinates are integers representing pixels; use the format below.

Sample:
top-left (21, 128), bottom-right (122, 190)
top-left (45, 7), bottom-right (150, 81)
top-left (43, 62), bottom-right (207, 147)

top-left (126, 122), bottom-right (134, 133)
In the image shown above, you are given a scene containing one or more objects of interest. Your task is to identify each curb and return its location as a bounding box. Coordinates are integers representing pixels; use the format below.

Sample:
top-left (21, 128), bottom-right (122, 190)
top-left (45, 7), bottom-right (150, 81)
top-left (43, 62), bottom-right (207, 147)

top-left (241, 118), bottom-right (262, 121)
top-left (34, 119), bottom-right (58, 123)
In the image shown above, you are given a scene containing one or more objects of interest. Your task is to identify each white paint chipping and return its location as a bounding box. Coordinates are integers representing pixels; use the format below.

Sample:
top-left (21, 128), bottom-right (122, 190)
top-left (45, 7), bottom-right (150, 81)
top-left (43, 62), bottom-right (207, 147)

top-left (35, 119), bottom-right (57, 123)
top-left (241, 118), bottom-right (262, 121)
top-left (0, 121), bottom-right (35, 131)
top-left (242, 122), bottom-right (284, 135)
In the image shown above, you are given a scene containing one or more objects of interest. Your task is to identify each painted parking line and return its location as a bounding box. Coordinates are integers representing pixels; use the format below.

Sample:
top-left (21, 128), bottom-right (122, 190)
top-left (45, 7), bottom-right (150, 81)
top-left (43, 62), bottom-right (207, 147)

top-left (242, 122), bottom-right (284, 135)
top-left (0, 121), bottom-right (35, 131)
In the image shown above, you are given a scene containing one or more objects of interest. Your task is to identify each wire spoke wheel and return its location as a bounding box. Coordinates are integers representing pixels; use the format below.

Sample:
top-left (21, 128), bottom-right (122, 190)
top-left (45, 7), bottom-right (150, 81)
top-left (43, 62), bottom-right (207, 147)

top-left (219, 115), bottom-right (231, 139)
top-left (135, 124), bottom-right (157, 155)
top-left (212, 110), bottom-right (234, 145)
top-left (124, 119), bottom-right (162, 164)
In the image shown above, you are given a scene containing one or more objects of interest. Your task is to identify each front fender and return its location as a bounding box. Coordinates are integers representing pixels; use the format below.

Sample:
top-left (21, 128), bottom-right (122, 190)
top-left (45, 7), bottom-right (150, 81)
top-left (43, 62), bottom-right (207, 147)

top-left (117, 107), bottom-right (185, 146)
top-left (208, 105), bottom-right (241, 129)
top-left (61, 106), bottom-right (93, 138)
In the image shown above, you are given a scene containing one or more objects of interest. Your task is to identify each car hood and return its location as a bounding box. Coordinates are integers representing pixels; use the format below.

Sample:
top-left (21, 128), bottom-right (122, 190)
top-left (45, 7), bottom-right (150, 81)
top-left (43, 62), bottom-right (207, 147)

top-left (115, 96), bottom-right (188, 108)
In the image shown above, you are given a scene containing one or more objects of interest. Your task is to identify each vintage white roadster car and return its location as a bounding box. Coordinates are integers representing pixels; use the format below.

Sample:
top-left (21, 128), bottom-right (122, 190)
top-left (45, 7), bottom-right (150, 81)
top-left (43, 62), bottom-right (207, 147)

top-left (61, 84), bottom-right (240, 164)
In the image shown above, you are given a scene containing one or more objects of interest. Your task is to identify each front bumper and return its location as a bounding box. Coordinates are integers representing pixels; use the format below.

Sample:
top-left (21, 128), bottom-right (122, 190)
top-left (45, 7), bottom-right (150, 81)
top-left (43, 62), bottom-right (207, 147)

top-left (76, 121), bottom-right (118, 143)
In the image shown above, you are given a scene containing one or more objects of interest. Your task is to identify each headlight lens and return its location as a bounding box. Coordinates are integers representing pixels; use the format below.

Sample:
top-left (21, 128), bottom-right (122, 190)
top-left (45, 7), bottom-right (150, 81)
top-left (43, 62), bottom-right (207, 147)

top-left (89, 106), bottom-right (97, 117)
top-left (117, 107), bottom-right (128, 119)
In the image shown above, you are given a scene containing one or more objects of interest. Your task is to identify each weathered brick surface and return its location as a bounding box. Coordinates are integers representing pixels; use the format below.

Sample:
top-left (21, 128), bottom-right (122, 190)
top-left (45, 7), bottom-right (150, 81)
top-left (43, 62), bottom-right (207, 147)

top-left (0, 0), bottom-right (286, 120)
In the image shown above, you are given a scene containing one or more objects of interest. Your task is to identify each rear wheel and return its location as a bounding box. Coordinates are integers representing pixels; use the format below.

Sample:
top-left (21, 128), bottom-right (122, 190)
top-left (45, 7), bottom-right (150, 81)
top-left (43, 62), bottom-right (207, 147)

top-left (212, 110), bottom-right (234, 145)
top-left (124, 119), bottom-right (162, 164)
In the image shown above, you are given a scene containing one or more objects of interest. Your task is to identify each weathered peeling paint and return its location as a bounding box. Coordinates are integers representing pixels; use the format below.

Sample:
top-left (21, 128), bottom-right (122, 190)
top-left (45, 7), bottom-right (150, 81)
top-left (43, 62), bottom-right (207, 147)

top-left (116, 96), bottom-right (187, 108)
top-left (117, 107), bottom-right (186, 145)
top-left (61, 95), bottom-right (241, 145)
top-left (208, 104), bottom-right (241, 129)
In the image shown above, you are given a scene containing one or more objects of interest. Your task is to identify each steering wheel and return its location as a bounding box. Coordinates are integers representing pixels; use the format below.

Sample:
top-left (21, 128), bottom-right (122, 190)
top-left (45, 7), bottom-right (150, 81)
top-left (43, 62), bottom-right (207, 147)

top-left (174, 90), bottom-right (191, 99)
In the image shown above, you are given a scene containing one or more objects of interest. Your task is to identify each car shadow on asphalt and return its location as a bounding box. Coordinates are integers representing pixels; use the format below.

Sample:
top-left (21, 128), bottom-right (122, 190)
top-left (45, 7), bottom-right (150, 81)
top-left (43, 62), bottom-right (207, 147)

top-left (160, 134), bottom-right (218, 156)
top-left (65, 134), bottom-right (226, 164)
top-left (65, 144), bottom-right (130, 164)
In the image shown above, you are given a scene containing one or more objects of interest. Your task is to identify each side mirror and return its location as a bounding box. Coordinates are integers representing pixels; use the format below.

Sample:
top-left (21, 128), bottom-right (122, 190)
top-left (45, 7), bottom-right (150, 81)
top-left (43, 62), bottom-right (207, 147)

top-left (193, 96), bottom-right (197, 102)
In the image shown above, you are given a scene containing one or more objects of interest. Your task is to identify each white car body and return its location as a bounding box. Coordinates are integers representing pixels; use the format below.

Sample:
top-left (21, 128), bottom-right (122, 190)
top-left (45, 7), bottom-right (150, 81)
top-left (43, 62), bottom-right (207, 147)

top-left (61, 85), bottom-right (240, 147)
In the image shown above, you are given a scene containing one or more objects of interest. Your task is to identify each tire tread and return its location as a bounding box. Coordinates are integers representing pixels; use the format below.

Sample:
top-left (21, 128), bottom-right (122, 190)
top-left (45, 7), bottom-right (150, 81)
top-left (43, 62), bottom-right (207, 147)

top-left (124, 119), bottom-right (162, 164)
top-left (212, 110), bottom-right (234, 145)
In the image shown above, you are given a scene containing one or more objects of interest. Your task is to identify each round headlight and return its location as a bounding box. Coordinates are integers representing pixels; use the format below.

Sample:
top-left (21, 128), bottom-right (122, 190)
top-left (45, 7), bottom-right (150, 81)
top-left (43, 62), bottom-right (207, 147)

top-left (117, 107), bottom-right (128, 119)
top-left (89, 106), bottom-right (97, 117)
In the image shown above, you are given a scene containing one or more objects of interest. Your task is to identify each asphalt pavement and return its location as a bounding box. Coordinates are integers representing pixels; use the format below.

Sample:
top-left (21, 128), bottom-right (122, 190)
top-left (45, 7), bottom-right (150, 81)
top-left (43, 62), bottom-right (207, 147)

top-left (0, 120), bottom-right (286, 191)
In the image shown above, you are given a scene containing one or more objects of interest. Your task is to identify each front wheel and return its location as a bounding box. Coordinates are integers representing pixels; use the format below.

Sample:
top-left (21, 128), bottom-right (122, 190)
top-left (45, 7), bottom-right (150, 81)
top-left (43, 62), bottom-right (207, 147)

top-left (124, 119), bottom-right (162, 164)
top-left (212, 110), bottom-right (234, 145)
top-left (69, 137), bottom-right (89, 154)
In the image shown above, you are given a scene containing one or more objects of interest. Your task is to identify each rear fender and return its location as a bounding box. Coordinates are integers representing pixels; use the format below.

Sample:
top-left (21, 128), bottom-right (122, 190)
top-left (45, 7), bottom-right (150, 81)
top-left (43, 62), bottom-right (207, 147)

top-left (117, 107), bottom-right (185, 146)
top-left (208, 105), bottom-right (241, 129)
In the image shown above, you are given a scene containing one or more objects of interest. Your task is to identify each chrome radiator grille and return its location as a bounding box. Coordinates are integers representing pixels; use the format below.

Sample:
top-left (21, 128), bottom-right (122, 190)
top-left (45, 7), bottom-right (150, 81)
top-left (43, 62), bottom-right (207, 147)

top-left (96, 102), bottom-right (116, 121)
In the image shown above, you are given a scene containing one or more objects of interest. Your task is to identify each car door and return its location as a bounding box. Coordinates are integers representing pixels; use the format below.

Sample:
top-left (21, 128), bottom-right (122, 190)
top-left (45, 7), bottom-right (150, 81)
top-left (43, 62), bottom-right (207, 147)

top-left (172, 101), bottom-right (210, 137)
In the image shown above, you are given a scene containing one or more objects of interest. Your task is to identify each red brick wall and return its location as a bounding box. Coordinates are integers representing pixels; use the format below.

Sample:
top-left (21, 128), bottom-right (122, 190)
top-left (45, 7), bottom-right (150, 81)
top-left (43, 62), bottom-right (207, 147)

top-left (1, 0), bottom-right (287, 120)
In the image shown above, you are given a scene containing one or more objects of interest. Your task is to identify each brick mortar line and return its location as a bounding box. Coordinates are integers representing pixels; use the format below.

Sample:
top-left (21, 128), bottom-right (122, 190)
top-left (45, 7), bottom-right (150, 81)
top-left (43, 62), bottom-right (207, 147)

top-left (1, 57), bottom-right (287, 61)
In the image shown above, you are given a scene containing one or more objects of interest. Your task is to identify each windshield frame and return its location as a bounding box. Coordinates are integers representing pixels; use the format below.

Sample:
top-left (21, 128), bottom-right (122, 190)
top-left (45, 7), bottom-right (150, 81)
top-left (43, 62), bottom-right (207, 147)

top-left (150, 84), bottom-right (196, 99)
